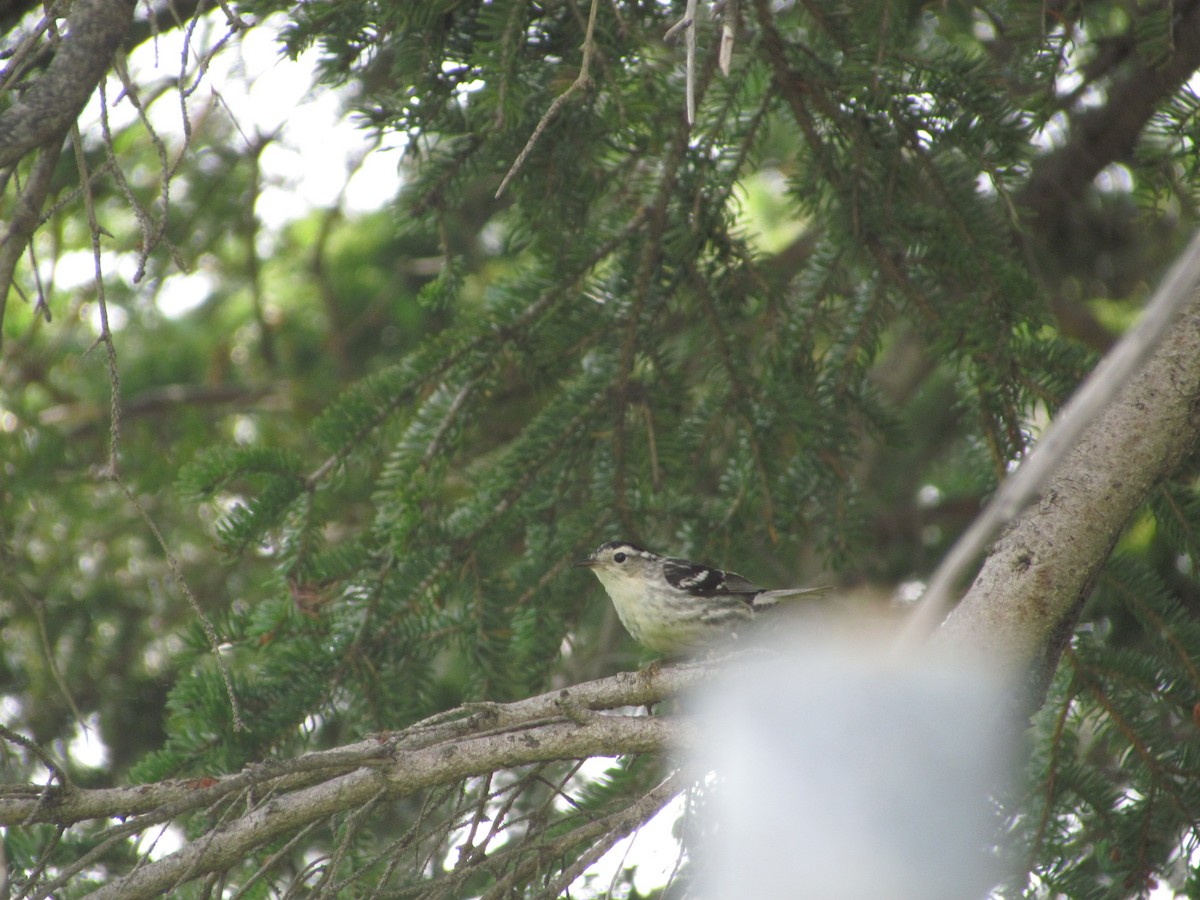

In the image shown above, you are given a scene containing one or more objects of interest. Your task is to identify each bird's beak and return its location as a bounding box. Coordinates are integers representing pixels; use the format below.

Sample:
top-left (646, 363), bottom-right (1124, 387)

top-left (574, 556), bottom-right (598, 568)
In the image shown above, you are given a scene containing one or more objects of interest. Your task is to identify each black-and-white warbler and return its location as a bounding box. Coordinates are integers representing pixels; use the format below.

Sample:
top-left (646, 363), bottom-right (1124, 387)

top-left (575, 540), bottom-right (823, 654)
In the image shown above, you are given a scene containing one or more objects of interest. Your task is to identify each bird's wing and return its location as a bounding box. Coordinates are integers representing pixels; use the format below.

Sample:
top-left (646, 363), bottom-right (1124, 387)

top-left (662, 557), bottom-right (763, 596)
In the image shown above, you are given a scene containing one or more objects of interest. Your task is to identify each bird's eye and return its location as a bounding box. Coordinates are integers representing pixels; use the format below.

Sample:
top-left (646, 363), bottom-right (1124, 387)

top-left (614, 552), bottom-right (627, 563)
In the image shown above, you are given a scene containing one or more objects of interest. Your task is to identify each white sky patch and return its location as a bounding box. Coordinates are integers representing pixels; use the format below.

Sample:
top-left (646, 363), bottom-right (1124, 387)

top-left (83, 299), bottom-right (129, 333)
top-left (68, 713), bottom-right (110, 770)
top-left (45, 249), bottom-right (146, 294)
top-left (161, 14), bottom-right (404, 226)
top-left (1033, 110), bottom-right (1071, 151)
top-left (135, 821), bottom-right (187, 861)
top-left (41, 249), bottom-right (97, 292)
top-left (556, 757), bottom-right (688, 897)
top-left (232, 413), bottom-right (259, 444)
top-left (571, 788), bottom-right (687, 898)
top-left (973, 12), bottom-right (996, 42)
top-left (1095, 162), bottom-right (1134, 193)
top-left (70, 9), bottom-right (406, 319)
top-left (429, 759), bottom-right (687, 897)
top-left (917, 483), bottom-right (942, 508)
top-left (156, 269), bottom-right (215, 317)
top-left (0, 695), bottom-right (22, 727)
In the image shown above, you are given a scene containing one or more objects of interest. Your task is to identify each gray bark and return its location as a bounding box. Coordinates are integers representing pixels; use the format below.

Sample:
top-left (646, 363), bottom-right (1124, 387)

top-left (0, 0), bottom-right (135, 169)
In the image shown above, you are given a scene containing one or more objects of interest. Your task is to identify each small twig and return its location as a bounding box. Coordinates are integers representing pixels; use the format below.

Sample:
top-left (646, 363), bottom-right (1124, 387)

top-left (454, 772), bottom-right (494, 868)
top-left (107, 55), bottom-right (187, 277)
top-left (527, 773), bottom-right (684, 900)
top-left (24, 583), bottom-right (87, 731)
top-left (229, 819), bottom-right (326, 900)
top-left (0, 135), bottom-right (65, 345)
top-left (12, 823), bottom-right (66, 900)
top-left (718, 0), bottom-right (738, 76)
top-left (112, 475), bottom-right (248, 732)
top-left (66, 114), bottom-right (123, 479)
top-left (685, 0), bottom-right (698, 123)
top-left (495, 0), bottom-right (603, 197)
top-left (0, 4), bottom-right (60, 91)
top-left (664, 16), bottom-right (693, 42)
top-left (0, 723), bottom-right (71, 791)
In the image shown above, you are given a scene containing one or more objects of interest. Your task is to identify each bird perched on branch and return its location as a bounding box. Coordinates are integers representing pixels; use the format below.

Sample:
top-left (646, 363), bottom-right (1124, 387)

top-left (575, 540), bottom-right (823, 655)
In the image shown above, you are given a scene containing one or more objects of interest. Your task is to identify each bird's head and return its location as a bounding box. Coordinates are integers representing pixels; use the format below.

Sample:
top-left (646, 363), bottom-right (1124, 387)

top-left (575, 541), bottom-right (661, 589)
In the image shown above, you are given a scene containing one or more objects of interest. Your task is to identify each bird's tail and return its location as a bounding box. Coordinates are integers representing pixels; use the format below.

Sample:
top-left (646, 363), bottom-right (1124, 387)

top-left (751, 586), bottom-right (828, 609)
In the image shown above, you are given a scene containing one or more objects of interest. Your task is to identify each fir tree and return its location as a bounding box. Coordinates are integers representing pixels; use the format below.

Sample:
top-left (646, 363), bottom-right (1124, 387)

top-left (2, 0), bottom-right (1200, 895)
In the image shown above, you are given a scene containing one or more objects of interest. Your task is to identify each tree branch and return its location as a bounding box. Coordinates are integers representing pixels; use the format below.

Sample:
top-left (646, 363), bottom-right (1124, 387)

top-left (1018, 0), bottom-right (1200, 235)
top-left (2, 664), bottom-right (705, 829)
top-left (0, 0), bottom-right (135, 169)
top-left (937, 280), bottom-right (1200, 701)
top-left (907, 230), bottom-right (1200, 643)
top-left (83, 716), bottom-right (689, 900)
top-left (1, 665), bottom-right (706, 899)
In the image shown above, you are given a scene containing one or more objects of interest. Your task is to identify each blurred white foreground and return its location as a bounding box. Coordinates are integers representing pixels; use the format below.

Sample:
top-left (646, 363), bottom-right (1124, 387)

top-left (691, 619), bottom-right (1018, 899)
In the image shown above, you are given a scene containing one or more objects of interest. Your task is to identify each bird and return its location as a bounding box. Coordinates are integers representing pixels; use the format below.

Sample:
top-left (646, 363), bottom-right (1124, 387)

top-left (575, 540), bottom-right (823, 655)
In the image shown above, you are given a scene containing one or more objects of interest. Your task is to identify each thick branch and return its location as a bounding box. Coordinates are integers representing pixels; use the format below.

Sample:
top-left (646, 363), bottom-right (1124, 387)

top-left (938, 288), bottom-right (1200, 694)
top-left (1, 664), bottom-right (706, 829)
top-left (0, 0), bottom-right (135, 169)
top-left (1018, 0), bottom-right (1200, 233)
top-left (908, 233), bottom-right (1200, 641)
top-left (0, 665), bottom-right (706, 898)
top-left (84, 714), bottom-right (688, 900)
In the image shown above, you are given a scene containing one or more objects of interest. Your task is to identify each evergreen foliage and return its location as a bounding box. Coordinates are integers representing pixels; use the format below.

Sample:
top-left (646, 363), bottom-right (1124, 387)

top-left (2, 0), bottom-right (1200, 895)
